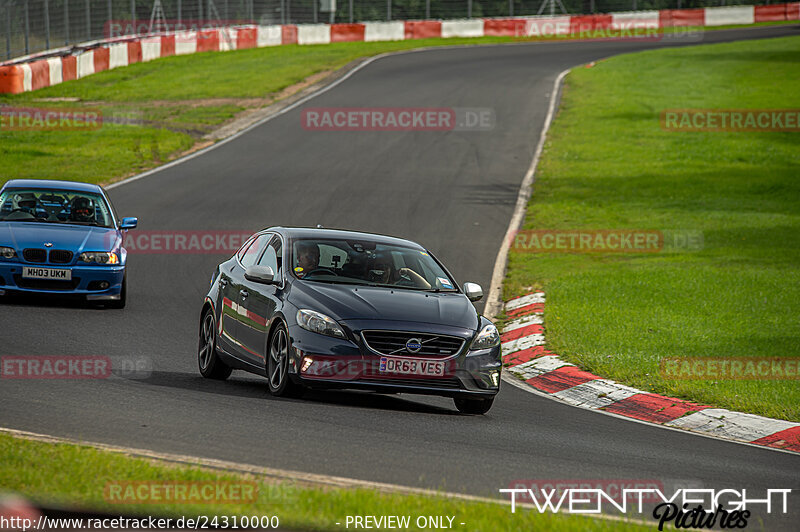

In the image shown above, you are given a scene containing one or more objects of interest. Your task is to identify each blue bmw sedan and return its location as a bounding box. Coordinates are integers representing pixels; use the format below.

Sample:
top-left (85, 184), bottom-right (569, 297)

top-left (199, 227), bottom-right (502, 414)
top-left (0, 179), bottom-right (137, 308)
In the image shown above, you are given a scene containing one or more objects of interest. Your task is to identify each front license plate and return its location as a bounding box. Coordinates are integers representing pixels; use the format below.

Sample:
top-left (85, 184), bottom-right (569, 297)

top-left (380, 357), bottom-right (445, 377)
top-left (22, 266), bottom-right (72, 281)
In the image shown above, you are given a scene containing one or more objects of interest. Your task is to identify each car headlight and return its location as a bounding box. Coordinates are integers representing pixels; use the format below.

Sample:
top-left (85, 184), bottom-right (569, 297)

top-left (470, 324), bottom-right (500, 350)
top-left (79, 251), bottom-right (119, 264)
top-left (0, 247), bottom-right (17, 259)
top-left (296, 309), bottom-right (346, 339)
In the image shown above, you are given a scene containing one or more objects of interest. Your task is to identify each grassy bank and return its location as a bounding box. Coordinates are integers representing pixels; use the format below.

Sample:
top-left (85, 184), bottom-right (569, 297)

top-left (0, 433), bottom-right (648, 531)
top-left (504, 36), bottom-right (800, 421)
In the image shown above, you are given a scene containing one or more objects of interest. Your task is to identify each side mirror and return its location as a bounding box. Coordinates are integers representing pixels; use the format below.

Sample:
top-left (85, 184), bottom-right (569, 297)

top-left (463, 282), bottom-right (483, 302)
top-left (119, 217), bottom-right (138, 230)
top-left (245, 265), bottom-right (277, 285)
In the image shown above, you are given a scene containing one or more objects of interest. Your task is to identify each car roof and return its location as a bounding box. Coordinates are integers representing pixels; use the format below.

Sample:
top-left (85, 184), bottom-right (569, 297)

top-left (268, 227), bottom-right (425, 250)
top-left (1, 179), bottom-right (104, 194)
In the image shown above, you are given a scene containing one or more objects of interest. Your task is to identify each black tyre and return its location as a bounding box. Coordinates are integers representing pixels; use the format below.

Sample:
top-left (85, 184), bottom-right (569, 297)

top-left (267, 323), bottom-right (303, 397)
top-left (454, 396), bottom-right (494, 415)
top-left (198, 308), bottom-right (232, 380)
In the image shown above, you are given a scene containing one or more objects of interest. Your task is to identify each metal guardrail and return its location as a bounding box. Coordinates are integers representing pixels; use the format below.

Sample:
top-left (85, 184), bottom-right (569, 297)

top-left (0, 0), bottom-right (779, 60)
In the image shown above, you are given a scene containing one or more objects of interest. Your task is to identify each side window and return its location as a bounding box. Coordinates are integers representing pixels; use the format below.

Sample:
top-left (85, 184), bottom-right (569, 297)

top-left (240, 234), bottom-right (270, 268)
top-left (258, 236), bottom-right (282, 278)
top-left (237, 236), bottom-right (257, 261)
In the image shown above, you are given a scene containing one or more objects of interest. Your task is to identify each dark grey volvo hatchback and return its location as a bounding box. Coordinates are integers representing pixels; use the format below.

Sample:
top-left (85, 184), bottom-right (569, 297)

top-left (198, 227), bottom-right (502, 414)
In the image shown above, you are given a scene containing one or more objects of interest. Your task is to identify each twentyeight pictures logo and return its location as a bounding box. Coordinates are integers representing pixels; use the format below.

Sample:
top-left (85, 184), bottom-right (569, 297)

top-left (500, 486), bottom-right (792, 530)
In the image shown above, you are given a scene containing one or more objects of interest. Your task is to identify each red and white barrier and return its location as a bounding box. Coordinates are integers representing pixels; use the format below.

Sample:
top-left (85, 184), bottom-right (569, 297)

top-left (441, 19), bottom-right (484, 38)
top-left (257, 25), bottom-right (283, 47)
top-left (297, 24), bottom-right (331, 45)
top-left (364, 21), bottom-right (405, 42)
top-left (1, 4), bottom-right (798, 94)
top-left (611, 11), bottom-right (660, 30)
top-left (705, 5), bottom-right (755, 26)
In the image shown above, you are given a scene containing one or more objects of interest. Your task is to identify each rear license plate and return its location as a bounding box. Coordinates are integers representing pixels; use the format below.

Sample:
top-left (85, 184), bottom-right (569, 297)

top-left (380, 357), bottom-right (445, 377)
top-left (22, 266), bottom-right (72, 281)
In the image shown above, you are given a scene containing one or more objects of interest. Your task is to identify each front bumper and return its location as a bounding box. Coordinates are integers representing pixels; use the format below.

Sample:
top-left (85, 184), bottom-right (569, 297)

top-left (0, 262), bottom-right (124, 298)
top-left (286, 323), bottom-right (502, 399)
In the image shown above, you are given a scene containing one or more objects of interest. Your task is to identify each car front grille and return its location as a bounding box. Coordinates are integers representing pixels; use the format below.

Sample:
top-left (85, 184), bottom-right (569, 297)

top-left (361, 331), bottom-right (464, 357)
top-left (22, 248), bottom-right (47, 263)
top-left (48, 249), bottom-right (73, 264)
top-left (360, 377), bottom-right (462, 389)
top-left (13, 275), bottom-right (80, 290)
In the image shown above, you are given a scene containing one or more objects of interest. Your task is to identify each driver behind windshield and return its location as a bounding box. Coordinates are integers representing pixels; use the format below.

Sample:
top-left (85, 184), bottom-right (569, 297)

top-left (294, 242), bottom-right (320, 278)
top-left (70, 196), bottom-right (95, 223)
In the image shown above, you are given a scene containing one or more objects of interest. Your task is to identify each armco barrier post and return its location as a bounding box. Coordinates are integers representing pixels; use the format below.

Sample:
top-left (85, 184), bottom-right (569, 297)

top-left (64, 0), bottom-right (69, 45)
top-left (24, 0), bottom-right (29, 55)
top-left (5, 2), bottom-right (10, 60)
top-left (107, 0), bottom-right (112, 36)
top-left (44, 0), bottom-right (50, 49)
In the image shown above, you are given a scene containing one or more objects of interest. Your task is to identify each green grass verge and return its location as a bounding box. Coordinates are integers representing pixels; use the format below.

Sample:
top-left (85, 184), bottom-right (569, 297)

top-left (503, 35), bottom-right (800, 421)
top-left (0, 433), bottom-right (649, 531)
top-left (1, 22), bottom-right (792, 187)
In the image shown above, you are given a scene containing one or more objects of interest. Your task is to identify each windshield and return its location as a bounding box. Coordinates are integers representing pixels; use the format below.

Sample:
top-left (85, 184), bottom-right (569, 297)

top-left (0, 188), bottom-right (115, 228)
top-left (291, 238), bottom-right (458, 292)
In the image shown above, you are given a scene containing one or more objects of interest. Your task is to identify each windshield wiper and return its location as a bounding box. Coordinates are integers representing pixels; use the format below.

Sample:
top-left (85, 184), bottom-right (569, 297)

top-left (304, 278), bottom-right (371, 286)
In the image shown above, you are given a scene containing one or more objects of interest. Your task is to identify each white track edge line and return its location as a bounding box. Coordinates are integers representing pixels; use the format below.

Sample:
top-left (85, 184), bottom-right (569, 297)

top-left (483, 67), bottom-right (570, 320)
top-left (0, 426), bottom-right (649, 525)
top-left (480, 51), bottom-right (800, 456)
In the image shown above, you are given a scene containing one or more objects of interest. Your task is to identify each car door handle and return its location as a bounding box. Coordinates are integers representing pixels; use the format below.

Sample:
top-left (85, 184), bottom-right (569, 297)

top-left (240, 289), bottom-right (248, 298)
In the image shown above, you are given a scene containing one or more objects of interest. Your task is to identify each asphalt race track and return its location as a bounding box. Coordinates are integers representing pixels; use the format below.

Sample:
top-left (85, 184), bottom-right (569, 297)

top-left (2, 25), bottom-right (799, 529)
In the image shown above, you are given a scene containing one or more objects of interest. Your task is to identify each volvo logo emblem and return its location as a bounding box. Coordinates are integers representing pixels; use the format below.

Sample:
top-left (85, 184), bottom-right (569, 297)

top-left (405, 338), bottom-right (422, 353)
top-left (43, 242), bottom-right (53, 247)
